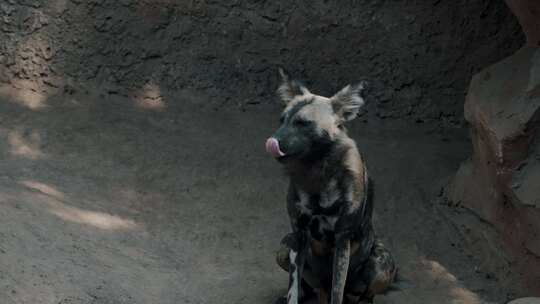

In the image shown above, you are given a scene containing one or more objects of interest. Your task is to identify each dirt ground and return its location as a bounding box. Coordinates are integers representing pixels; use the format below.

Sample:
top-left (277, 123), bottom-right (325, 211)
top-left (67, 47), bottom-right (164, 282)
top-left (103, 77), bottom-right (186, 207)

top-left (0, 85), bottom-right (520, 304)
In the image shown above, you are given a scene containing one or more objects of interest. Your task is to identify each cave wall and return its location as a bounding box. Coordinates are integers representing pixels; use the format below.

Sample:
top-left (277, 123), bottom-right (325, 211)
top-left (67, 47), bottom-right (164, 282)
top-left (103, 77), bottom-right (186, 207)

top-left (505, 0), bottom-right (540, 46)
top-left (0, 0), bottom-right (523, 121)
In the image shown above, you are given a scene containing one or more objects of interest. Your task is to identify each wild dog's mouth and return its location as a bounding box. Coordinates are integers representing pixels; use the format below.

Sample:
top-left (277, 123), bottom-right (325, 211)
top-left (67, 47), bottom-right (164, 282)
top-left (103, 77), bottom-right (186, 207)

top-left (265, 137), bottom-right (286, 158)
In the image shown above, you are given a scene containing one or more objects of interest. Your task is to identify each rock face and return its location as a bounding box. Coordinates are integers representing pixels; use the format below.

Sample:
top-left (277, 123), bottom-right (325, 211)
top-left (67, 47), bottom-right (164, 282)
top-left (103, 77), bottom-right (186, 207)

top-left (505, 0), bottom-right (540, 46)
top-left (508, 298), bottom-right (540, 304)
top-left (0, 0), bottom-right (523, 122)
top-left (449, 46), bottom-right (540, 293)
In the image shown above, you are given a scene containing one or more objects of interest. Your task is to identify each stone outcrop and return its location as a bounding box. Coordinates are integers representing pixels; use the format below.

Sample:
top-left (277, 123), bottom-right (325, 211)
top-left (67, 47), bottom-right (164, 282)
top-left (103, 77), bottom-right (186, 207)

top-left (449, 46), bottom-right (540, 293)
top-left (508, 298), bottom-right (540, 304)
top-left (450, 1), bottom-right (540, 293)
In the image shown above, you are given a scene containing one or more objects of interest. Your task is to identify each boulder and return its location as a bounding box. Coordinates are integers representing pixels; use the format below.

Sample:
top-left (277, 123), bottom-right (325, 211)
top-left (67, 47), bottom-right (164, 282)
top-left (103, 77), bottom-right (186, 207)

top-left (449, 46), bottom-right (540, 293)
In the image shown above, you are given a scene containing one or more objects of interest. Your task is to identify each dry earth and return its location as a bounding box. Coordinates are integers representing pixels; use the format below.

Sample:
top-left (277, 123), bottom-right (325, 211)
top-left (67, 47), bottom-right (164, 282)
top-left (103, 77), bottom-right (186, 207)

top-left (0, 85), bottom-right (522, 303)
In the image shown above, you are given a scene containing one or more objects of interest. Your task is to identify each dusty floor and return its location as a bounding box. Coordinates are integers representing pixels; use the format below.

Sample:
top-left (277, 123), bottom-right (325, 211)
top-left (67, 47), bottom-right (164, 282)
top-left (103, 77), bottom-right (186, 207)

top-left (0, 85), bottom-right (517, 304)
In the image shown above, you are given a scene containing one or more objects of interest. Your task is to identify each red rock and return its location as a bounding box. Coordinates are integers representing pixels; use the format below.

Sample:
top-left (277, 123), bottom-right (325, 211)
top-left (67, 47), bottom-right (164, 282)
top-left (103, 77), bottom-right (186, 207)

top-left (449, 46), bottom-right (540, 293)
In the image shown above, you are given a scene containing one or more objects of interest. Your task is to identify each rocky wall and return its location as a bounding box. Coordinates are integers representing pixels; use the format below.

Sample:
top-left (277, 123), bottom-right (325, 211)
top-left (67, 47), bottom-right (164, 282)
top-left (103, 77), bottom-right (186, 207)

top-left (449, 46), bottom-right (540, 293)
top-left (0, 0), bottom-right (523, 121)
top-left (448, 1), bottom-right (540, 293)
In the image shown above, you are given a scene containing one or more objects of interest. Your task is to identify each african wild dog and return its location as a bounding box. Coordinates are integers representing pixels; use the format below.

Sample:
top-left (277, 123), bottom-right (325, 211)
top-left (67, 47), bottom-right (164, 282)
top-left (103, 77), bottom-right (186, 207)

top-left (266, 69), bottom-right (397, 304)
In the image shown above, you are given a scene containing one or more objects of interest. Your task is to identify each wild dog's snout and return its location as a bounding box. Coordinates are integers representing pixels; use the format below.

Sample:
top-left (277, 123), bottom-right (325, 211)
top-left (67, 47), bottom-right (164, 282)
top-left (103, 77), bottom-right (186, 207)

top-left (265, 137), bottom-right (285, 158)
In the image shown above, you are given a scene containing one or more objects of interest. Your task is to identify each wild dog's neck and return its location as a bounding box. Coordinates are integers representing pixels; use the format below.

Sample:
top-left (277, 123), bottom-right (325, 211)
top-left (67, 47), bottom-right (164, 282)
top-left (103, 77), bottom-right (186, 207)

top-left (285, 135), bottom-right (356, 194)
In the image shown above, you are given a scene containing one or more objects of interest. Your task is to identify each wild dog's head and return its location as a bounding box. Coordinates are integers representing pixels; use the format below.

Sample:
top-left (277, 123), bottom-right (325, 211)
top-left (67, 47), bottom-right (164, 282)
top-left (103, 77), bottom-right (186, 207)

top-left (266, 68), bottom-right (367, 162)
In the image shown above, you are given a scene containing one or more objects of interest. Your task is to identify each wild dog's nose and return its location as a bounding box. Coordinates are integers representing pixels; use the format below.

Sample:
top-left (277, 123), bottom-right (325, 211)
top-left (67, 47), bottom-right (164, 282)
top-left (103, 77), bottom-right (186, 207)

top-left (265, 137), bottom-right (285, 158)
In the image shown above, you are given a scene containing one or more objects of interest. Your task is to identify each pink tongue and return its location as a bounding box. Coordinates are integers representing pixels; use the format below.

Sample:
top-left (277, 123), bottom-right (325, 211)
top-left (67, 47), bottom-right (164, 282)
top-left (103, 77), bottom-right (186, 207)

top-left (265, 137), bottom-right (285, 158)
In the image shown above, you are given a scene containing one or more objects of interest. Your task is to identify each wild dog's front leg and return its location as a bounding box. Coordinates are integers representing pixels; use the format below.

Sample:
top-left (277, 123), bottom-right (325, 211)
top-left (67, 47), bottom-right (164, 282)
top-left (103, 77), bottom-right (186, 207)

top-left (287, 231), bottom-right (307, 304)
top-left (330, 237), bottom-right (351, 304)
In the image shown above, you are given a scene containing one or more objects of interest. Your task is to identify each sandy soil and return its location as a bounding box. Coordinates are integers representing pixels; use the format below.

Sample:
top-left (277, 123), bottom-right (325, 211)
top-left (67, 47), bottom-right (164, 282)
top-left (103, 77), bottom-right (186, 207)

top-left (0, 85), bottom-right (516, 304)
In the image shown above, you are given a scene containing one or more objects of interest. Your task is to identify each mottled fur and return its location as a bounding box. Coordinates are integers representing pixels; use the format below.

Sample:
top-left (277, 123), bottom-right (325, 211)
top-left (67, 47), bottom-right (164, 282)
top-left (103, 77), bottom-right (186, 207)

top-left (271, 69), bottom-right (396, 304)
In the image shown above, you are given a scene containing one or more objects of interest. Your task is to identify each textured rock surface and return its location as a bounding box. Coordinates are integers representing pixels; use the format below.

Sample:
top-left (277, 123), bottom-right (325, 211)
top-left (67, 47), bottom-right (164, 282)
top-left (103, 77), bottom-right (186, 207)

top-left (449, 46), bottom-right (540, 293)
top-left (505, 0), bottom-right (540, 46)
top-left (0, 0), bottom-right (523, 122)
top-left (508, 298), bottom-right (540, 304)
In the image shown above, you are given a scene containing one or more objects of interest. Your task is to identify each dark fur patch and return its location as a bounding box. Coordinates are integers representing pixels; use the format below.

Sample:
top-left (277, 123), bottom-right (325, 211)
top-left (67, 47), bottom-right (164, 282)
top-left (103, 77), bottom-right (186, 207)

top-left (309, 218), bottom-right (322, 240)
top-left (284, 99), bottom-right (312, 122)
top-left (297, 214), bottom-right (310, 229)
top-left (300, 129), bottom-right (334, 162)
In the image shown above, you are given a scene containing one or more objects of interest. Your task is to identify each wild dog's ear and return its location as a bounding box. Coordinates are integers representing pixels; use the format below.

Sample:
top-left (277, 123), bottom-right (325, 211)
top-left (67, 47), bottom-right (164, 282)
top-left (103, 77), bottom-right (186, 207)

top-left (277, 67), bottom-right (310, 104)
top-left (331, 81), bottom-right (367, 122)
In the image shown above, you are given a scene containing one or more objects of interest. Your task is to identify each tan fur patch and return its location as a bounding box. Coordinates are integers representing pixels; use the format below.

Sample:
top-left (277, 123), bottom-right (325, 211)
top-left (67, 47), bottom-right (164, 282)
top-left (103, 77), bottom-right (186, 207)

top-left (284, 94), bottom-right (341, 139)
top-left (317, 288), bottom-right (329, 304)
top-left (283, 94), bottom-right (312, 112)
top-left (350, 240), bottom-right (361, 255)
top-left (340, 138), bottom-right (367, 212)
top-left (369, 269), bottom-right (392, 294)
top-left (311, 239), bottom-right (331, 256)
top-left (298, 100), bottom-right (339, 138)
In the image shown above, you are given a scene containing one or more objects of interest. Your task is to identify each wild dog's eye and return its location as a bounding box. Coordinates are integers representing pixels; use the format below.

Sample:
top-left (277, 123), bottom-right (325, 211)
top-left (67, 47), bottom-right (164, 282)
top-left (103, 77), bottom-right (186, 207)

top-left (294, 119), bottom-right (310, 127)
